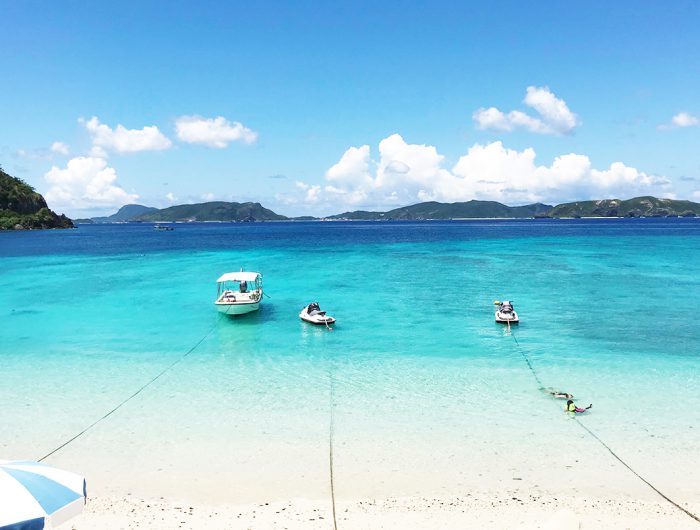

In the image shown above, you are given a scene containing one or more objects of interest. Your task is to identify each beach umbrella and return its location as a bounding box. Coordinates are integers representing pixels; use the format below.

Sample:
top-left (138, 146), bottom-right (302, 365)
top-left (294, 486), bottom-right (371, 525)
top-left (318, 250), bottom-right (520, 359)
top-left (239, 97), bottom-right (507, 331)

top-left (0, 460), bottom-right (86, 530)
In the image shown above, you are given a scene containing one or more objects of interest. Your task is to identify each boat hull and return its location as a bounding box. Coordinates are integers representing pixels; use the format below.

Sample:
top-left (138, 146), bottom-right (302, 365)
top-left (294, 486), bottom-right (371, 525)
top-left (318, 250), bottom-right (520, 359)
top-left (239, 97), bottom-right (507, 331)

top-left (216, 301), bottom-right (260, 315)
top-left (299, 308), bottom-right (336, 325)
top-left (495, 311), bottom-right (519, 323)
top-left (300, 314), bottom-right (336, 325)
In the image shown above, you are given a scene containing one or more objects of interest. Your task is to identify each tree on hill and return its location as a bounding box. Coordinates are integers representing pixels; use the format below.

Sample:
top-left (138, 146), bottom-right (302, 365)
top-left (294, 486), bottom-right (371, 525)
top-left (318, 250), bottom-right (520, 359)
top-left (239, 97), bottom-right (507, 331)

top-left (0, 166), bottom-right (73, 229)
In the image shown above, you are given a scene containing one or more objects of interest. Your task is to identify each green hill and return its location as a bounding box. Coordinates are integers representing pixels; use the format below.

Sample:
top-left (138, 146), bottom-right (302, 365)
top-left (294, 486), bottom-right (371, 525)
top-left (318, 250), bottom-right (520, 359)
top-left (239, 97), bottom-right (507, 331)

top-left (0, 167), bottom-right (73, 230)
top-left (326, 210), bottom-right (387, 220)
top-left (327, 201), bottom-right (552, 220)
top-left (135, 201), bottom-right (287, 222)
top-left (547, 196), bottom-right (700, 218)
top-left (88, 204), bottom-right (158, 223)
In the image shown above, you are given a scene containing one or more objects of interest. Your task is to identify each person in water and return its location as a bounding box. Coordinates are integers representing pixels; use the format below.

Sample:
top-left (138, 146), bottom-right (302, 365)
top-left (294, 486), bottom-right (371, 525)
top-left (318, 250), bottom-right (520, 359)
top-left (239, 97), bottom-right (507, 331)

top-left (566, 399), bottom-right (592, 413)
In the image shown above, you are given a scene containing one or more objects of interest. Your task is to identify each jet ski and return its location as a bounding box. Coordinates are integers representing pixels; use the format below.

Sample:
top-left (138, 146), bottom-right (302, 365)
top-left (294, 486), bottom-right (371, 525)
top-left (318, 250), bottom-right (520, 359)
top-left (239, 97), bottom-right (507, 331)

top-left (494, 300), bottom-right (519, 324)
top-left (300, 302), bottom-right (336, 325)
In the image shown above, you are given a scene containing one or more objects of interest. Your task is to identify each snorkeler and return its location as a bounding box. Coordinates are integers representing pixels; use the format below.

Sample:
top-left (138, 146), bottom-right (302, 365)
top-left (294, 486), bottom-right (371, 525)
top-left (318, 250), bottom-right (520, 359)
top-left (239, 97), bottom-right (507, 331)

top-left (542, 387), bottom-right (574, 399)
top-left (566, 399), bottom-right (592, 413)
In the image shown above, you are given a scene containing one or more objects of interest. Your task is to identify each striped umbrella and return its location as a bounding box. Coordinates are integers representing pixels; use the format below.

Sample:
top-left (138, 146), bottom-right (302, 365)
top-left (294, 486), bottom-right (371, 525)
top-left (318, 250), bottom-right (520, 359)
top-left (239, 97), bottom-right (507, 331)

top-left (0, 460), bottom-right (86, 530)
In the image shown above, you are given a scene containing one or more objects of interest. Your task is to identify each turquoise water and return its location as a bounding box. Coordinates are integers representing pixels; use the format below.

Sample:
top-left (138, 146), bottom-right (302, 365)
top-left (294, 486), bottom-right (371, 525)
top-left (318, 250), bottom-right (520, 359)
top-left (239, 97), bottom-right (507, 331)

top-left (1, 220), bottom-right (699, 505)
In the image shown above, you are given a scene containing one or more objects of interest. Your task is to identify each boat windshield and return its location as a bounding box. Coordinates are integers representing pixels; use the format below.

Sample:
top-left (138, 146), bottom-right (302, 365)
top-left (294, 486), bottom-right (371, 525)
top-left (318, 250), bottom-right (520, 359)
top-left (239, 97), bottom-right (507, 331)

top-left (218, 278), bottom-right (261, 296)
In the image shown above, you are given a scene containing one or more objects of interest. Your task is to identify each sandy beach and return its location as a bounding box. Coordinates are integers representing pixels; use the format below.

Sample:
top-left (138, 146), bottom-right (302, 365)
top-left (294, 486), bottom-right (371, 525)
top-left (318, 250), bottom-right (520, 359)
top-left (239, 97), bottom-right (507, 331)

top-left (61, 398), bottom-right (700, 529)
top-left (72, 493), bottom-right (700, 529)
top-left (27, 342), bottom-right (700, 530)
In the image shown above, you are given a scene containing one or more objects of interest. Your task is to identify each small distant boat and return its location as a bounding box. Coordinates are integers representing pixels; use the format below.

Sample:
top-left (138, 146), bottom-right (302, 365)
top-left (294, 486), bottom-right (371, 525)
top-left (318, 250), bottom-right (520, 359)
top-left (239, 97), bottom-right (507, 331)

top-left (494, 300), bottom-right (519, 324)
top-left (154, 224), bottom-right (174, 231)
top-left (300, 302), bottom-right (336, 325)
top-left (215, 272), bottom-right (263, 315)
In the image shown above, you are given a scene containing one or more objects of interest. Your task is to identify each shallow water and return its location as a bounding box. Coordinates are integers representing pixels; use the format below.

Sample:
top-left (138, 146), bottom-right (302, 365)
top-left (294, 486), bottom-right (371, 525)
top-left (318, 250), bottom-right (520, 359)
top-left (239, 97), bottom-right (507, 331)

top-left (1, 219), bottom-right (699, 504)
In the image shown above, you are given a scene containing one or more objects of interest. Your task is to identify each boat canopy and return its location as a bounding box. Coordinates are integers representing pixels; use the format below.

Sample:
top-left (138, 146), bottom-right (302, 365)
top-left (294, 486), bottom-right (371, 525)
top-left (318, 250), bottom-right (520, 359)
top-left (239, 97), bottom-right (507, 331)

top-left (216, 272), bottom-right (261, 283)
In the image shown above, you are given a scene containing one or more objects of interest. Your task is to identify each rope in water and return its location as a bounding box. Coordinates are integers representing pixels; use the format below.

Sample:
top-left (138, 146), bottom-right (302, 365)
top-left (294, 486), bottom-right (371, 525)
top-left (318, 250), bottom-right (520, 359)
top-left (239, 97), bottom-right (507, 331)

top-left (506, 328), bottom-right (700, 524)
top-left (38, 317), bottom-right (221, 462)
top-left (510, 331), bottom-right (543, 388)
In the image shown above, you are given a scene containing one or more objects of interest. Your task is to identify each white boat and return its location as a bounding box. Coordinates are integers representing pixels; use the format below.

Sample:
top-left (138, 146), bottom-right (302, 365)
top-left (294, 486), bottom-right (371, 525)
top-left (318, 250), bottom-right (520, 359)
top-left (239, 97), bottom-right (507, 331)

top-left (300, 302), bottom-right (336, 325)
top-left (215, 272), bottom-right (263, 315)
top-left (154, 224), bottom-right (174, 231)
top-left (494, 300), bottom-right (519, 323)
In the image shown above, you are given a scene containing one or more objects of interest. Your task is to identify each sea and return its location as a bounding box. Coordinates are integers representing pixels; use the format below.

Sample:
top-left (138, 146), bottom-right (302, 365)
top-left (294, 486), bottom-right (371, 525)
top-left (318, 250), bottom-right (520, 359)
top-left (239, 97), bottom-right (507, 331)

top-left (1, 219), bottom-right (699, 505)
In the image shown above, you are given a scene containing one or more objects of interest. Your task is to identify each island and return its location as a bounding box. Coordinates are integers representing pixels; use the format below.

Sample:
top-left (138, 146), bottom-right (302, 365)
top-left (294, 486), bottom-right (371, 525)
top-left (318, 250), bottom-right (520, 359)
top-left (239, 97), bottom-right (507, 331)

top-left (72, 196), bottom-right (700, 225)
top-left (327, 201), bottom-right (553, 220)
top-left (0, 167), bottom-right (73, 230)
top-left (546, 196), bottom-right (700, 218)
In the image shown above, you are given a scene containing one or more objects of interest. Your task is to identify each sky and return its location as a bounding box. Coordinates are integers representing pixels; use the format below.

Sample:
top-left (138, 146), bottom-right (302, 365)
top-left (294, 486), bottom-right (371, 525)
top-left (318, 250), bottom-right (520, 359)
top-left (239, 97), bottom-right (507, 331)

top-left (1, 1), bottom-right (699, 217)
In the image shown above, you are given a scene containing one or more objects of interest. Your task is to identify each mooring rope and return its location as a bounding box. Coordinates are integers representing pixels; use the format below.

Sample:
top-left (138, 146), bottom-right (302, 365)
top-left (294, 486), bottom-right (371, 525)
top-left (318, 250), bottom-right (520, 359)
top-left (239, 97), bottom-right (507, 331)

top-left (510, 332), bottom-right (543, 387)
top-left (506, 328), bottom-right (700, 524)
top-left (328, 354), bottom-right (339, 530)
top-left (574, 417), bottom-right (700, 523)
top-left (38, 316), bottom-right (222, 462)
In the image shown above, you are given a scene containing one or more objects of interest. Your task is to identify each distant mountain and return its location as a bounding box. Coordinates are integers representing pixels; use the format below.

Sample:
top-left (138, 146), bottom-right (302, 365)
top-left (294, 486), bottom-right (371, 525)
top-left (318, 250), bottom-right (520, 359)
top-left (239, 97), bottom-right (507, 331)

top-left (547, 196), bottom-right (700, 218)
top-left (79, 204), bottom-right (158, 223)
top-left (106, 204), bottom-right (157, 222)
top-left (326, 210), bottom-right (387, 220)
top-left (327, 201), bottom-right (552, 220)
top-left (135, 201), bottom-right (287, 222)
top-left (0, 167), bottom-right (73, 230)
top-left (72, 195), bottom-right (700, 226)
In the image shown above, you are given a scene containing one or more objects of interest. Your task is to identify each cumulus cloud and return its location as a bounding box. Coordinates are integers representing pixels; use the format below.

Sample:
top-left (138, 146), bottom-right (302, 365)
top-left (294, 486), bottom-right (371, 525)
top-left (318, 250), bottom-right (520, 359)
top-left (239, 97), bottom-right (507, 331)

top-left (473, 86), bottom-right (579, 135)
top-left (50, 142), bottom-right (70, 155)
top-left (81, 116), bottom-right (172, 154)
top-left (292, 134), bottom-right (671, 210)
top-left (175, 115), bottom-right (257, 148)
top-left (44, 156), bottom-right (138, 211)
top-left (659, 112), bottom-right (699, 130)
top-left (165, 192), bottom-right (178, 203)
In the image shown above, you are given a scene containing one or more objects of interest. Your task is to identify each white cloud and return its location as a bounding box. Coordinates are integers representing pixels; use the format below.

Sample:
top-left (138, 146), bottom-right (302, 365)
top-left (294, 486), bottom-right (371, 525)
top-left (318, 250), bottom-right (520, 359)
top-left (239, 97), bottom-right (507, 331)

top-left (50, 142), bottom-right (70, 155)
top-left (15, 149), bottom-right (43, 160)
top-left (660, 112), bottom-right (699, 130)
top-left (165, 192), bottom-right (178, 203)
top-left (295, 180), bottom-right (321, 203)
top-left (89, 145), bottom-right (108, 158)
top-left (175, 115), bottom-right (257, 148)
top-left (473, 86), bottom-right (579, 135)
top-left (16, 142), bottom-right (69, 160)
top-left (693, 190), bottom-right (700, 199)
top-left (201, 192), bottom-right (215, 201)
top-left (82, 116), bottom-right (172, 154)
top-left (291, 134), bottom-right (671, 211)
top-left (44, 156), bottom-right (138, 212)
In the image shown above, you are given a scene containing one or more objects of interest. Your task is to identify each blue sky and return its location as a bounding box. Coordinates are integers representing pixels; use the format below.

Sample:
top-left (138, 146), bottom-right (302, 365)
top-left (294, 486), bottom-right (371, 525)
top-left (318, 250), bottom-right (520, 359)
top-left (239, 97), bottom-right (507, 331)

top-left (2, 1), bottom-right (699, 216)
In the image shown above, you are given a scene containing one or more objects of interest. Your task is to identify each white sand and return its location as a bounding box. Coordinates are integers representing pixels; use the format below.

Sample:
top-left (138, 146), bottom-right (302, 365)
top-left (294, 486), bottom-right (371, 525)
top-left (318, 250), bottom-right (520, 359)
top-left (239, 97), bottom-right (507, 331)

top-left (50, 378), bottom-right (700, 529)
top-left (14, 349), bottom-right (698, 529)
top-left (72, 493), bottom-right (700, 529)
